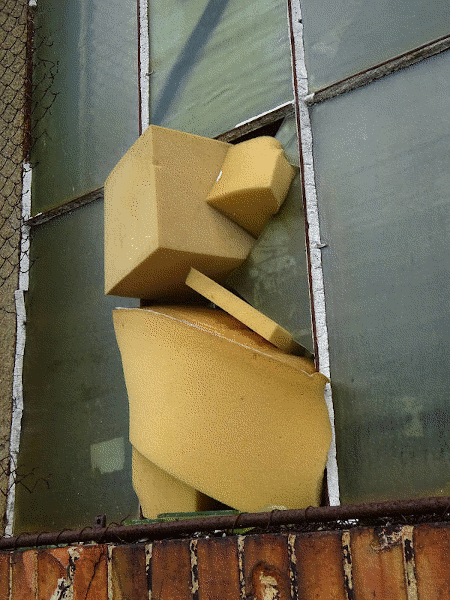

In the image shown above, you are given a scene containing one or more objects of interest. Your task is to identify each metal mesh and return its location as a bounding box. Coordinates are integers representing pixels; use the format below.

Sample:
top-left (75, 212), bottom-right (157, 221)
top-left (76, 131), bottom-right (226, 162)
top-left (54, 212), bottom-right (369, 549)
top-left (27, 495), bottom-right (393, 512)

top-left (0, 0), bottom-right (60, 530)
top-left (0, 1), bottom-right (27, 313)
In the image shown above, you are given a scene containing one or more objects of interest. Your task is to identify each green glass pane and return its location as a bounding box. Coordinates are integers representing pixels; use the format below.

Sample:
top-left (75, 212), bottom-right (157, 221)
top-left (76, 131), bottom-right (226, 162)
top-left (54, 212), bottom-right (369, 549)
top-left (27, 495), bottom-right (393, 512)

top-left (149, 0), bottom-right (293, 137)
top-left (227, 116), bottom-right (313, 352)
top-left (15, 200), bottom-right (139, 534)
top-left (31, 0), bottom-right (139, 215)
top-left (301, 0), bottom-right (450, 91)
top-left (310, 52), bottom-right (450, 503)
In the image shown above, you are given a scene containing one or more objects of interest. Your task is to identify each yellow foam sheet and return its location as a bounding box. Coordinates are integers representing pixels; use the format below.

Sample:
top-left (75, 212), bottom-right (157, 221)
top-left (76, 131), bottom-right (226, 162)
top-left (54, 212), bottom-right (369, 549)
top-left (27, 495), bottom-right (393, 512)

top-left (104, 125), bottom-right (255, 299)
top-left (206, 136), bottom-right (296, 237)
top-left (113, 306), bottom-right (331, 512)
top-left (132, 446), bottom-right (222, 518)
top-left (186, 267), bottom-right (310, 356)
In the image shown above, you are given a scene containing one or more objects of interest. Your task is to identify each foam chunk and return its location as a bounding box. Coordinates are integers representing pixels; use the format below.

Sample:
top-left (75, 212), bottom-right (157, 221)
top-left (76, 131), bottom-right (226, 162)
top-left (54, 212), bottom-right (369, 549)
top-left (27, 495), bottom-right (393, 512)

top-left (186, 267), bottom-right (311, 356)
top-left (132, 446), bottom-right (219, 518)
top-left (105, 125), bottom-right (254, 299)
top-left (113, 306), bottom-right (331, 512)
top-left (207, 137), bottom-right (296, 236)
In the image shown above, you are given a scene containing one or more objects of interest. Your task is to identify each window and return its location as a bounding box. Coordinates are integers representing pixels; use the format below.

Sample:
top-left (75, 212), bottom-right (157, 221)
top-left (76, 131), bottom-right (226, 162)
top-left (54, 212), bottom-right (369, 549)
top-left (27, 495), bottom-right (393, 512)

top-left (10, 0), bottom-right (450, 533)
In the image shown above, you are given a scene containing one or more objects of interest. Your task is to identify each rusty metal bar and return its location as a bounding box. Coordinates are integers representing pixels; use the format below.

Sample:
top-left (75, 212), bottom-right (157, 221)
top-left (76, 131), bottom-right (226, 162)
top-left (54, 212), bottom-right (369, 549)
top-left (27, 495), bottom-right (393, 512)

top-left (24, 186), bottom-right (103, 227)
top-left (2, 496), bottom-right (450, 551)
top-left (215, 102), bottom-right (295, 143)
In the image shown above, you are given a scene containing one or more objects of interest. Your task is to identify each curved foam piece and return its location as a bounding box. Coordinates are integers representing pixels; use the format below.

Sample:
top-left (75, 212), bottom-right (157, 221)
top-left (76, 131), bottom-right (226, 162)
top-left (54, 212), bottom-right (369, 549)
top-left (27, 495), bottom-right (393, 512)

top-left (186, 267), bottom-right (311, 356)
top-left (206, 136), bottom-right (296, 237)
top-left (104, 125), bottom-right (255, 299)
top-left (113, 306), bottom-right (331, 511)
top-left (132, 446), bottom-right (219, 518)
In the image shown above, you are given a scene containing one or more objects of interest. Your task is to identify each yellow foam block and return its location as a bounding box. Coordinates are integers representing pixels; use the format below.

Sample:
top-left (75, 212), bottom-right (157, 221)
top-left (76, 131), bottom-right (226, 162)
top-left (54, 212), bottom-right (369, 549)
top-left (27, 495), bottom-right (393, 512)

top-left (104, 125), bottom-right (255, 299)
top-left (186, 267), bottom-right (311, 356)
top-left (132, 446), bottom-right (220, 518)
top-left (206, 137), bottom-right (296, 237)
top-left (113, 306), bottom-right (331, 512)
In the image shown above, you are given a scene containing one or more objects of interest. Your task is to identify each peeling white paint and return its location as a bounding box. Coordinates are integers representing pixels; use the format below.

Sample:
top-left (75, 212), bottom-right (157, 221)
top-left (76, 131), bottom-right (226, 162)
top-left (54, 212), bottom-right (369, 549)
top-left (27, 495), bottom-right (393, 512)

top-left (19, 162), bottom-right (31, 291)
top-left (341, 530), bottom-right (354, 599)
top-left (401, 526), bottom-right (419, 600)
top-left (5, 162), bottom-right (32, 537)
top-left (259, 572), bottom-right (280, 600)
top-left (189, 539), bottom-right (199, 595)
top-left (289, 0), bottom-right (339, 505)
top-left (287, 534), bottom-right (298, 600)
top-left (139, 0), bottom-right (150, 132)
top-left (107, 545), bottom-right (114, 600)
top-left (237, 535), bottom-right (246, 600)
top-left (146, 544), bottom-right (153, 600)
top-left (49, 547), bottom-right (80, 600)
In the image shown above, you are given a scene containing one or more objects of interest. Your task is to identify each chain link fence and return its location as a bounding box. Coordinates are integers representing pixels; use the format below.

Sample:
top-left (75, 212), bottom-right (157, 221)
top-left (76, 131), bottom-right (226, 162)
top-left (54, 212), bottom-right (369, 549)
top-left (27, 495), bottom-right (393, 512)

top-left (0, 0), bottom-right (60, 531)
top-left (0, 0), bottom-right (28, 314)
top-left (0, 0), bottom-right (28, 532)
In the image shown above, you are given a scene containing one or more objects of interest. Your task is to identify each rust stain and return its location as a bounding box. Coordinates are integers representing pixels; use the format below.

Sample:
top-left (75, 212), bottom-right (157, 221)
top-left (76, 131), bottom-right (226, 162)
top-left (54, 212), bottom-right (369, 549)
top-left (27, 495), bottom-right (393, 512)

top-left (372, 524), bottom-right (404, 552)
top-left (0, 553), bottom-right (10, 600)
top-left (151, 539), bottom-right (192, 600)
top-left (11, 549), bottom-right (38, 600)
top-left (109, 544), bottom-right (146, 600)
top-left (414, 523), bottom-right (450, 600)
top-left (243, 535), bottom-right (290, 600)
top-left (196, 536), bottom-right (240, 600)
top-left (250, 563), bottom-right (287, 600)
top-left (73, 545), bottom-right (107, 600)
top-left (295, 530), bottom-right (347, 600)
top-left (351, 528), bottom-right (407, 600)
top-left (38, 547), bottom-right (76, 600)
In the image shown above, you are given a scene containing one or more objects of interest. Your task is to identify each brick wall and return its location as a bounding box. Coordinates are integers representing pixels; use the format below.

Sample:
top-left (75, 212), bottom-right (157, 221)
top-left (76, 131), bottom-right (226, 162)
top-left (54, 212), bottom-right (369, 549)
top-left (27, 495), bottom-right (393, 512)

top-left (1, 524), bottom-right (449, 599)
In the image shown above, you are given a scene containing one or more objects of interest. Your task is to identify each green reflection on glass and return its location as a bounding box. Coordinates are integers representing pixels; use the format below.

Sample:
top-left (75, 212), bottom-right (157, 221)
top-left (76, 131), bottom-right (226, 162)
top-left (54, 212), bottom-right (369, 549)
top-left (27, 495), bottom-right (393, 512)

top-left (227, 116), bottom-right (313, 352)
top-left (149, 0), bottom-right (293, 137)
top-left (301, 0), bottom-right (450, 91)
top-left (310, 52), bottom-right (450, 503)
top-left (15, 200), bottom-right (139, 534)
top-left (31, 0), bottom-right (139, 215)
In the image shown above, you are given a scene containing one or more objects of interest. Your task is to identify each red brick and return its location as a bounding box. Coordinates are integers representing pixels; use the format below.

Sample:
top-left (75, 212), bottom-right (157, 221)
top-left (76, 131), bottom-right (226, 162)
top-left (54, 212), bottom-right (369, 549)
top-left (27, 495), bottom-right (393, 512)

top-left (109, 544), bottom-right (147, 600)
top-left (0, 553), bottom-right (10, 600)
top-left (243, 534), bottom-right (291, 600)
top-left (151, 540), bottom-right (192, 600)
top-left (11, 549), bottom-right (38, 600)
top-left (197, 537), bottom-right (240, 600)
top-left (37, 547), bottom-right (71, 600)
top-left (351, 527), bottom-right (407, 600)
top-left (414, 523), bottom-right (450, 599)
top-left (295, 531), bottom-right (347, 600)
top-left (73, 545), bottom-right (107, 600)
